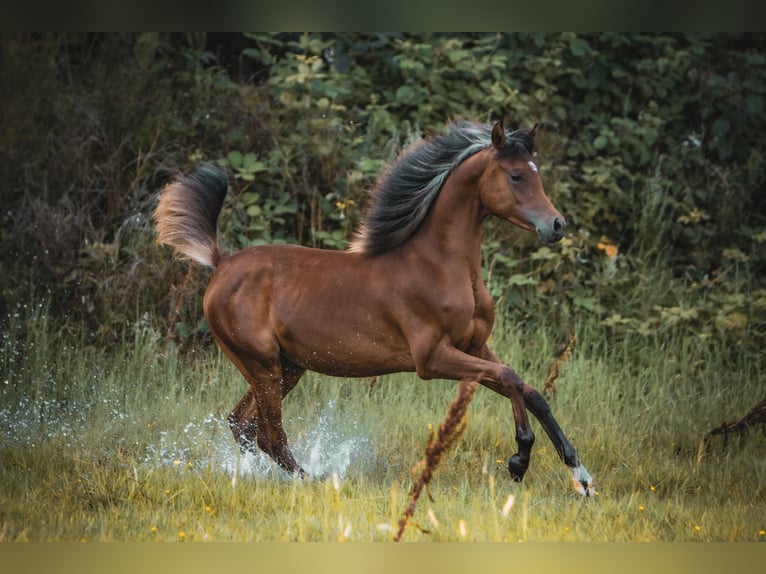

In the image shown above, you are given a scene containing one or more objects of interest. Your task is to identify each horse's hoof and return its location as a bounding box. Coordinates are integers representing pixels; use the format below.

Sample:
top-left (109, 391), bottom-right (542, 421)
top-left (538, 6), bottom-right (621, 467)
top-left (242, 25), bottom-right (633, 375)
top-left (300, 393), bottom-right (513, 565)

top-left (569, 464), bottom-right (595, 497)
top-left (508, 454), bottom-right (528, 482)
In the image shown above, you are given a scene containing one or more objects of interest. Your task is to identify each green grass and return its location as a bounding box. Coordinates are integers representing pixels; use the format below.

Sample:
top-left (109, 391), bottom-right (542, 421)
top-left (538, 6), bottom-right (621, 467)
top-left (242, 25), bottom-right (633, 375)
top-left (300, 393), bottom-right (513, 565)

top-left (1, 306), bottom-right (764, 542)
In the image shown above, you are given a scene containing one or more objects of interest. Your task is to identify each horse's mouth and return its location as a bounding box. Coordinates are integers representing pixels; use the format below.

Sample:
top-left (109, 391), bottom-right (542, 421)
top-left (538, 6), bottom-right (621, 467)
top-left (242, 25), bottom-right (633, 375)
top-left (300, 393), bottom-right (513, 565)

top-left (537, 229), bottom-right (564, 245)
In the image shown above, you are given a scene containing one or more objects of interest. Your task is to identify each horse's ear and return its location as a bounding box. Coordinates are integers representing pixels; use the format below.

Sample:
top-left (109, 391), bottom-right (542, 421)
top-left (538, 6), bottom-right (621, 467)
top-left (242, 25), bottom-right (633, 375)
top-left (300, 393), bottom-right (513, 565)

top-left (491, 121), bottom-right (506, 149)
top-left (529, 122), bottom-right (540, 138)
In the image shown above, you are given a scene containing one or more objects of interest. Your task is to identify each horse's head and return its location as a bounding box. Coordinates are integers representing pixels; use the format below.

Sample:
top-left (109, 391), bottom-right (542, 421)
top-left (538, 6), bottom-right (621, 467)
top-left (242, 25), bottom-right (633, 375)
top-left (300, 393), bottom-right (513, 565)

top-left (479, 121), bottom-right (565, 244)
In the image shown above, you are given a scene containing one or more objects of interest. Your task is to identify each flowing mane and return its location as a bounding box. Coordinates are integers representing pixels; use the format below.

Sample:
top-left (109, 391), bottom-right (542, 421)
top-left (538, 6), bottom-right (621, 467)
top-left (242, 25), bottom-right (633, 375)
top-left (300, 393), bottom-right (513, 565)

top-left (348, 119), bottom-right (536, 255)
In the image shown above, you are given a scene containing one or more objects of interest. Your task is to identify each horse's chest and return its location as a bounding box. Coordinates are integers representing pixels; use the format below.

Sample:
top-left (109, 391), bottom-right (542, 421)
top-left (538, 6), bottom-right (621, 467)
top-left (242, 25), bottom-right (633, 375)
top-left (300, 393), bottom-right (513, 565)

top-left (447, 279), bottom-right (494, 351)
top-left (468, 296), bottom-right (494, 348)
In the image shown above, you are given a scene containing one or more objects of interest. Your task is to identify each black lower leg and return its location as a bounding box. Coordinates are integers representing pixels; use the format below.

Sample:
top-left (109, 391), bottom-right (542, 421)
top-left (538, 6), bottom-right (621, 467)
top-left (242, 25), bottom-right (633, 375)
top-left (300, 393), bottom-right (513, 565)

top-left (523, 385), bottom-right (580, 467)
top-left (508, 427), bottom-right (534, 481)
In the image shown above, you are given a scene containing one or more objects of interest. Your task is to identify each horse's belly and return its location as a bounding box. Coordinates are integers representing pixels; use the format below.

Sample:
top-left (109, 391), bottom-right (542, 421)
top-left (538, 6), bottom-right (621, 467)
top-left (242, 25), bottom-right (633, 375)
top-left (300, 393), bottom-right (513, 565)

top-left (281, 330), bottom-right (416, 378)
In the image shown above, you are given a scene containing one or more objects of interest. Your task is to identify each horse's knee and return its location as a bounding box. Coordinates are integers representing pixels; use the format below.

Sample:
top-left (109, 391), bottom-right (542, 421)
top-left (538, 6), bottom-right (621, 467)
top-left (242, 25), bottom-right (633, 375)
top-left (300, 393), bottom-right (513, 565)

top-left (498, 366), bottom-right (525, 394)
top-left (523, 386), bottom-right (551, 414)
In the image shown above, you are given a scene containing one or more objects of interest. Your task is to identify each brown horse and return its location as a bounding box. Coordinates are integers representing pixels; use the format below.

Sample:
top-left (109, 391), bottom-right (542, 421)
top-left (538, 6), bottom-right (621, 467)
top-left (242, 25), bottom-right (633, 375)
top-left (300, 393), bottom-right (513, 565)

top-left (154, 119), bottom-right (594, 496)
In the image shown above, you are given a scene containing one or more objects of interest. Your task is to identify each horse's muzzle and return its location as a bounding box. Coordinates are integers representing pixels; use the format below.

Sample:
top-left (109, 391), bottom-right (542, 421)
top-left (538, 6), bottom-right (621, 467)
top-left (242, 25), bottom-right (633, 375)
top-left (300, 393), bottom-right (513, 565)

top-left (537, 216), bottom-right (566, 244)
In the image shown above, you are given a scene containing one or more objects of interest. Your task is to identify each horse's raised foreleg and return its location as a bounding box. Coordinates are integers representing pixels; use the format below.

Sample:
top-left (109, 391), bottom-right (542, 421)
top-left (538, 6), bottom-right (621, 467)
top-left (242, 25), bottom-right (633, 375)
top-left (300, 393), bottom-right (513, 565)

top-left (476, 367), bottom-right (536, 483)
top-left (412, 341), bottom-right (536, 483)
top-left (480, 345), bottom-right (595, 496)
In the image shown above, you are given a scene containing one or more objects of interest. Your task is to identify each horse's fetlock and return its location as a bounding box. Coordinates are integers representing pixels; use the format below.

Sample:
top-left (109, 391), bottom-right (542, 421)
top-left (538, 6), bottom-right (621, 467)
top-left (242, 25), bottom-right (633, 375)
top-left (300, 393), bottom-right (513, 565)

top-left (561, 447), bottom-right (579, 467)
top-left (516, 429), bottom-right (535, 448)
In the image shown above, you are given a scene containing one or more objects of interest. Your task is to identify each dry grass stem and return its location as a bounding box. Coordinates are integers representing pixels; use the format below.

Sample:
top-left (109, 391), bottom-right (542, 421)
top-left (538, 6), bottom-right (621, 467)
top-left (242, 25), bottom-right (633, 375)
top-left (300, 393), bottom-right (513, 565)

top-left (394, 379), bottom-right (478, 541)
top-left (543, 332), bottom-right (576, 396)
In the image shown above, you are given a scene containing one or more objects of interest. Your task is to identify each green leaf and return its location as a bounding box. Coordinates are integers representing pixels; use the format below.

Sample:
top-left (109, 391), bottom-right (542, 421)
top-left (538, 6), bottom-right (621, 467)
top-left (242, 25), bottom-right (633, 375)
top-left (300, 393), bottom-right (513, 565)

top-left (715, 311), bottom-right (748, 331)
top-left (531, 246), bottom-right (556, 260)
top-left (227, 150), bottom-right (243, 168)
top-left (569, 38), bottom-right (590, 57)
top-left (242, 192), bottom-right (260, 205)
top-left (508, 275), bottom-right (538, 286)
top-left (573, 296), bottom-right (601, 312)
top-left (493, 253), bottom-right (515, 266)
top-left (711, 117), bottom-right (730, 138)
top-left (395, 85), bottom-right (415, 102)
top-left (358, 158), bottom-right (384, 173)
top-left (448, 49), bottom-right (471, 64)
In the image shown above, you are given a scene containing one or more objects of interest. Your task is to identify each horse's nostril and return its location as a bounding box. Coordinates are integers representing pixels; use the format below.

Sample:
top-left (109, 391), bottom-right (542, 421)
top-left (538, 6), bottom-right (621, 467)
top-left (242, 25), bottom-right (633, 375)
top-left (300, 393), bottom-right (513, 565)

top-left (553, 217), bottom-right (565, 233)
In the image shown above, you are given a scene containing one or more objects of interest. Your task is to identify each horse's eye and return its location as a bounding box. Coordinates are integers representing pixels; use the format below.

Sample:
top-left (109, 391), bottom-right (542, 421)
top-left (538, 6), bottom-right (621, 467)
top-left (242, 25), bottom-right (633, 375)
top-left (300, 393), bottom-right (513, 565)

top-left (510, 173), bottom-right (522, 182)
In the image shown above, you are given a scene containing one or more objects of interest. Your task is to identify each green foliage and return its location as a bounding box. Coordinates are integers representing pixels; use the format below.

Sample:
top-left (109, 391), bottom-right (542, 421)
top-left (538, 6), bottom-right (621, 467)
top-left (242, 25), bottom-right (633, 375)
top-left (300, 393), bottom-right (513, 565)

top-left (0, 33), bottom-right (764, 352)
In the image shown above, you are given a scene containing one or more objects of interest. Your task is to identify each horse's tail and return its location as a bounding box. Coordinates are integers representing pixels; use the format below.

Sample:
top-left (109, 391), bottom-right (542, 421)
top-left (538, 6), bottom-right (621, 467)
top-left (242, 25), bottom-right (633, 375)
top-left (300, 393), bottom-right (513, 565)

top-left (153, 163), bottom-right (229, 268)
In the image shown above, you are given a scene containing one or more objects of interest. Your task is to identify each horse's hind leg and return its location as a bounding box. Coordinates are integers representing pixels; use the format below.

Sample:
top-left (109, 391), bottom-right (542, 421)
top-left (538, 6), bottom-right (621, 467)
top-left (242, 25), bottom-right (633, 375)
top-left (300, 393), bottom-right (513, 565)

top-left (229, 387), bottom-right (258, 451)
top-left (228, 357), bottom-right (305, 444)
top-left (225, 353), bottom-right (306, 475)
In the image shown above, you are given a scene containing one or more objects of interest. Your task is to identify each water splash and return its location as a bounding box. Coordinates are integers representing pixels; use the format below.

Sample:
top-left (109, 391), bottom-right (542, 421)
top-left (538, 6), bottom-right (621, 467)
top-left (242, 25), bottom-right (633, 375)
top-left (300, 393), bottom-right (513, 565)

top-left (0, 393), bottom-right (94, 449)
top-left (142, 400), bottom-right (370, 480)
top-left (0, 354), bottom-right (370, 481)
top-left (293, 401), bottom-right (368, 479)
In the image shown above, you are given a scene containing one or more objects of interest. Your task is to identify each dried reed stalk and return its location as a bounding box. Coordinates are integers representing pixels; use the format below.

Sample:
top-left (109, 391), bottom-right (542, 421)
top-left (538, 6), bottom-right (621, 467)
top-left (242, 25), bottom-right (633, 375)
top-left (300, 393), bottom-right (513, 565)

top-left (543, 332), bottom-right (576, 396)
top-left (394, 379), bottom-right (478, 542)
top-left (703, 395), bottom-right (766, 453)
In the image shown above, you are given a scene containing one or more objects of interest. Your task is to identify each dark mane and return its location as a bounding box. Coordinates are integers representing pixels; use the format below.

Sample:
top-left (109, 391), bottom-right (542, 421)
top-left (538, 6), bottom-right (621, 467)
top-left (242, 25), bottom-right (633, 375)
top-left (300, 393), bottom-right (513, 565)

top-left (348, 119), bottom-right (535, 255)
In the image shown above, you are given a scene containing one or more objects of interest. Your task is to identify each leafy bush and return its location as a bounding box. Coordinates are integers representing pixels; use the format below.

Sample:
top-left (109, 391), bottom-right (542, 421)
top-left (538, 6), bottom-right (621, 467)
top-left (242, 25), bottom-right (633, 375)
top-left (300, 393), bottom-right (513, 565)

top-left (1, 33), bottom-right (764, 353)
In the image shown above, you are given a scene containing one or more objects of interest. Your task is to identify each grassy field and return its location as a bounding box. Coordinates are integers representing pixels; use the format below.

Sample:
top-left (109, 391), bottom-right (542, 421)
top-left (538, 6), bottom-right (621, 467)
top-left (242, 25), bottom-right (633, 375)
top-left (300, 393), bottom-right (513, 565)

top-left (1, 305), bottom-right (764, 542)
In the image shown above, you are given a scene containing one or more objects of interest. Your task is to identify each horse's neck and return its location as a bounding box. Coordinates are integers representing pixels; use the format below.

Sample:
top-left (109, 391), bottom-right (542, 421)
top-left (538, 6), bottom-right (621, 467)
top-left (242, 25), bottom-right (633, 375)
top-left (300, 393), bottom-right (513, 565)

top-left (409, 152), bottom-right (486, 271)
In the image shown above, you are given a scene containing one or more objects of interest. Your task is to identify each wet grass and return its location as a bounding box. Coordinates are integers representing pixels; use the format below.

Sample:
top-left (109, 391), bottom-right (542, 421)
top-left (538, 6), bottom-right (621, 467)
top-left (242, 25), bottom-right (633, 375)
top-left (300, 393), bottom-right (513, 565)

top-left (1, 306), bottom-right (764, 541)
